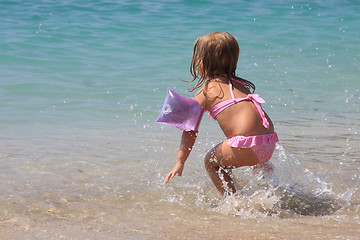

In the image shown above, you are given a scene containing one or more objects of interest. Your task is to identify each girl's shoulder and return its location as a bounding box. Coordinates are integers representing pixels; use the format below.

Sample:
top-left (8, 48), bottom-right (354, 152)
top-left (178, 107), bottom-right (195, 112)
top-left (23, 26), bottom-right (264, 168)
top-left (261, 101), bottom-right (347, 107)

top-left (193, 87), bottom-right (207, 109)
top-left (193, 81), bottom-right (222, 110)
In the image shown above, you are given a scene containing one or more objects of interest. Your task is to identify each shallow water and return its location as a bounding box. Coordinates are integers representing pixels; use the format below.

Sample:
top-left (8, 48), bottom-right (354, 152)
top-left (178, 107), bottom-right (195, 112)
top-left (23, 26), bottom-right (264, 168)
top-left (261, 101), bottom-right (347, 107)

top-left (1, 121), bottom-right (359, 239)
top-left (1, 0), bottom-right (360, 239)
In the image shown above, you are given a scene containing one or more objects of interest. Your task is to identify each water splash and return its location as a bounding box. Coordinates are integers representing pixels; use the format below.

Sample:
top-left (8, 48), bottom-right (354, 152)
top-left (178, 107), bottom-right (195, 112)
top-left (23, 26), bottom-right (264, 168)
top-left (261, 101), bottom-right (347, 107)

top-left (214, 144), bottom-right (348, 217)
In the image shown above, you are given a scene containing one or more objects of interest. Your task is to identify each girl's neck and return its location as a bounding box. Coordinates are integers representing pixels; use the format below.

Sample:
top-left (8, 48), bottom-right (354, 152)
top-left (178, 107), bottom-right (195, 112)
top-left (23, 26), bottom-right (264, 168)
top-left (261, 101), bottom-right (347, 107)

top-left (213, 73), bottom-right (232, 81)
top-left (213, 74), bottom-right (248, 88)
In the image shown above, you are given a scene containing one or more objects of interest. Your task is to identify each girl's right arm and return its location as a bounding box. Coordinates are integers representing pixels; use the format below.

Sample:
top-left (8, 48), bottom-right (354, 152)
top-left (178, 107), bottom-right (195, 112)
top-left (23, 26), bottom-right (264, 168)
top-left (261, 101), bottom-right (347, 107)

top-left (164, 130), bottom-right (198, 184)
top-left (164, 88), bottom-right (206, 184)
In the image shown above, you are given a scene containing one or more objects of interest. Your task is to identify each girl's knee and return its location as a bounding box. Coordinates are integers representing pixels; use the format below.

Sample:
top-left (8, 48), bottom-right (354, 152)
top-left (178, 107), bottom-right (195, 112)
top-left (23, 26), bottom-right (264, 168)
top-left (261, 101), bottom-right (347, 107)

top-left (204, 149), bottom-right (219, 170)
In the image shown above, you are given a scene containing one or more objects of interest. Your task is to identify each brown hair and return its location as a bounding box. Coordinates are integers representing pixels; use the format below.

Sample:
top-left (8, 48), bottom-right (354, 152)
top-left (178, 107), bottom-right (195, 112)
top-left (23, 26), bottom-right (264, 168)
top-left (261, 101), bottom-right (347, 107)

top-left (188, 32), bottom-right (255, 93)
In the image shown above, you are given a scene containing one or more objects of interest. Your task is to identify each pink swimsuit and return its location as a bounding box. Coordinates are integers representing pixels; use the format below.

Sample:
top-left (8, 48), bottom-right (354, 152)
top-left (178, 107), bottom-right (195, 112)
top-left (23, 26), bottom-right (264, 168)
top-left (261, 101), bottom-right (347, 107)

top-left (208, 78), bottom-right (279, 163)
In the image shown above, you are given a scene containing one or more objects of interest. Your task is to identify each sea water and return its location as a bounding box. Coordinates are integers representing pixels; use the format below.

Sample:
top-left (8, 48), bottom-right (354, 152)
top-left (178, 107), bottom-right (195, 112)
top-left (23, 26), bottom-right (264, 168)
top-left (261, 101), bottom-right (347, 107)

top-left (0, 0), bottom-right (359, 239)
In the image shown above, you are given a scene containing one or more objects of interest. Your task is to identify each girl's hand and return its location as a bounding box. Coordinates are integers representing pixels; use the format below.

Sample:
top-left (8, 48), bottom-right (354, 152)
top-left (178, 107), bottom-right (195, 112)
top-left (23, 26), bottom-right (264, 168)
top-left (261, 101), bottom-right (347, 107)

top-left (164, 161), bottom-right (184, 184)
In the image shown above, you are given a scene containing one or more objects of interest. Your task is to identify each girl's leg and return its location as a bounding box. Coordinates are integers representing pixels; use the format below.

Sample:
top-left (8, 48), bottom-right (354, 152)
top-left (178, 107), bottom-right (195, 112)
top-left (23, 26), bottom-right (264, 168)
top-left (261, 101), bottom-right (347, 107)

top-left (204, 140), bottom-right (258, 195)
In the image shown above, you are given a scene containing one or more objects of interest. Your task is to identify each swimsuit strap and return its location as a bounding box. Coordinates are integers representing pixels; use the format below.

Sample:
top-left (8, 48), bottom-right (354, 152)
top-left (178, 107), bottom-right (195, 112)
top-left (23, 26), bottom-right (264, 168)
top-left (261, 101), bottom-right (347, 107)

top-left (229, 77), bottom-right (248, 88)
top-left (228, 80), bottom-right (236, 100)
top-left (244, 94), bottom-right (270, 129)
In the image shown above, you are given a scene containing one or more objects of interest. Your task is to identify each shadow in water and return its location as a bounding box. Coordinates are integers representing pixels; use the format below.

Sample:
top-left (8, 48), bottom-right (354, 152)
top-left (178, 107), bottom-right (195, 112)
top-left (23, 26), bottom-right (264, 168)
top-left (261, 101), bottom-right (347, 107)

top-left (275, 187), bottom-right (342, 216)
top-left (243, 159), bottom-right (344, 217)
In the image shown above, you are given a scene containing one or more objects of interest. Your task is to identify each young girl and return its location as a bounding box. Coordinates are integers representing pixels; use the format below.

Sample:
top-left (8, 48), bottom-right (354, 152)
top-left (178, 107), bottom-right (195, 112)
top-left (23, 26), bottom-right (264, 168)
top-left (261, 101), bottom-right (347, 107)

top-left (164, 32), bottom-right (278, 195)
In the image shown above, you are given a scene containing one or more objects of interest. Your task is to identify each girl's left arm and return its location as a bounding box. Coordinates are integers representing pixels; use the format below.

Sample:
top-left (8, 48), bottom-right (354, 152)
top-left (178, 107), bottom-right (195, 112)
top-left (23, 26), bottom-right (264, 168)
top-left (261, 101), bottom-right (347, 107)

top-left (164, 130), bottom-right (197, 184)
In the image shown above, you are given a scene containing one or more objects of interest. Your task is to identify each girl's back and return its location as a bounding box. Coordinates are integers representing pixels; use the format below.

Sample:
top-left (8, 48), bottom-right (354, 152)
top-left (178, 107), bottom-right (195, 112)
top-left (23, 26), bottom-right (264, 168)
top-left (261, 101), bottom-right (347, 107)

top-left (195, 76), bottom-right (274, 138)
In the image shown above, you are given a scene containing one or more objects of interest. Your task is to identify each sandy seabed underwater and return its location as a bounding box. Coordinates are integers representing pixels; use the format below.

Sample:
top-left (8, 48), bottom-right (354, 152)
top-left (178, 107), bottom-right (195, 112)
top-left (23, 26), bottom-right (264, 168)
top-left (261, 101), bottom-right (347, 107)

top-left (1, 0), bottom-right (360, 239)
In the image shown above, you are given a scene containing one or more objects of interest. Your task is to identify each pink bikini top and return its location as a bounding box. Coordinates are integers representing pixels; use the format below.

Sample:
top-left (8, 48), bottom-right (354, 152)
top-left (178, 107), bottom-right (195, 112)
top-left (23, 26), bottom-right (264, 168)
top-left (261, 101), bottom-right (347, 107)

top-left (208, 79), bottom-right (270, 129)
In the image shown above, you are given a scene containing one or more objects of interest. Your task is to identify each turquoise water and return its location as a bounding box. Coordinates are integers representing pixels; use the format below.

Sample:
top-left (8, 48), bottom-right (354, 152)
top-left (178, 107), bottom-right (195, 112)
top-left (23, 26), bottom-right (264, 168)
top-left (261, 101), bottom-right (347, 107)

top-left (1, 1), bottom-right (360, 239)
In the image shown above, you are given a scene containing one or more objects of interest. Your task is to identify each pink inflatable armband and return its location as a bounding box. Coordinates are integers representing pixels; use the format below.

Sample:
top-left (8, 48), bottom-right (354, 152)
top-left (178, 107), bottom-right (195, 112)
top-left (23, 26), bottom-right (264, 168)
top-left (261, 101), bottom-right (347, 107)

top-left (156, 89), bottom-right (204, 131)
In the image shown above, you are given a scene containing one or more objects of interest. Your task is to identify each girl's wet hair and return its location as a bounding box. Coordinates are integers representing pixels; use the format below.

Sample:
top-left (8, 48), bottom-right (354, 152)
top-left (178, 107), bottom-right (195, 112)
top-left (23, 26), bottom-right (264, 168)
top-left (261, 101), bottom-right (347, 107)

top-left (188, 32), bottom-right (255, 93)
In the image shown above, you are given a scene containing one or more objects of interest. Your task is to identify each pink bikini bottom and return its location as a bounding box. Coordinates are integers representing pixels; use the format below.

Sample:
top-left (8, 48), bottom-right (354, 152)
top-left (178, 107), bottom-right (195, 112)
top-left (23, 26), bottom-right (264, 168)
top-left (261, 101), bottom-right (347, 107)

top-left (227, 132), bottom-right (278, 164)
